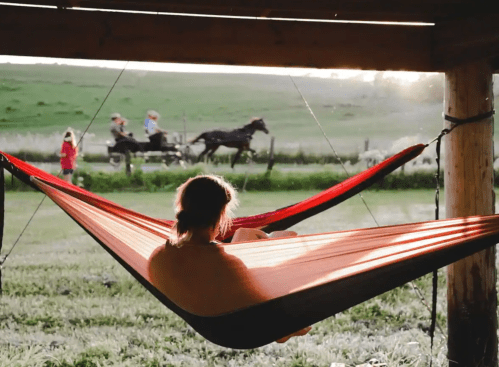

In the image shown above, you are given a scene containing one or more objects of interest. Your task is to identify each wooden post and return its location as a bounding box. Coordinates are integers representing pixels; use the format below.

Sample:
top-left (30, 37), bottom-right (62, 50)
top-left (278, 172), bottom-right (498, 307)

top-left (445, 61), bottom-right (496, 367)
top-left (267, 136), bottom-right (275, 172)
top-left (125, 151), bottom-right (132, 176)
top-left (183, 111), bottom-right (187, 145)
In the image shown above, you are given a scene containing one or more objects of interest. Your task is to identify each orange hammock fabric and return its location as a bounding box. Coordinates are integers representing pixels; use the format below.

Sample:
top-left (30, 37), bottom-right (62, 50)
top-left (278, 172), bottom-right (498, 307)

top-left (28, 180), bottom-right (499, 348)
top-left (0, 145), bottom-right (425, 240)
top-left (2, 148), bottom-right (499, 349)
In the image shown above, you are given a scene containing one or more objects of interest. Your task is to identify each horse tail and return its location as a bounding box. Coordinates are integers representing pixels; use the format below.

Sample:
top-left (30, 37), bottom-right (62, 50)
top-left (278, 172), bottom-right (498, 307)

top-left (189, 133), bottom-right (205, 144)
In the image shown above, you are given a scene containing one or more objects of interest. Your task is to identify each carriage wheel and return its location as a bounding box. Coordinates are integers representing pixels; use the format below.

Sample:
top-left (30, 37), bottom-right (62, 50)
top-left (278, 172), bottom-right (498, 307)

top-left (109, 153), bottom-right (124, 170)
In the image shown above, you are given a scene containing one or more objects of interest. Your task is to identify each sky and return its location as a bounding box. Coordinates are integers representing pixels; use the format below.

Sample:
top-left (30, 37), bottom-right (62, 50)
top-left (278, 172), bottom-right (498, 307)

top-left (0, 56), bottom-right (429, 84)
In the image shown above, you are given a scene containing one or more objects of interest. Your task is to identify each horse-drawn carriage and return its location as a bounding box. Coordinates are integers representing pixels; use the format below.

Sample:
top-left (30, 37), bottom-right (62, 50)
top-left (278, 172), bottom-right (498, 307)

top-left (107, 132), bottom-right (192, 169)
top-left (106, 117), bottom-right (269, 170)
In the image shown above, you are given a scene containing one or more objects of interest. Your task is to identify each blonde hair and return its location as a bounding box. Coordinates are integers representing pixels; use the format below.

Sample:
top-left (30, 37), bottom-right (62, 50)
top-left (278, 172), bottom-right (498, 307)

top-left (170, 175), bottom-right (238, 247)
top-left (63, 130), bottom-right (77, 149)
top-left (147, 110), bottom-right (160, 120)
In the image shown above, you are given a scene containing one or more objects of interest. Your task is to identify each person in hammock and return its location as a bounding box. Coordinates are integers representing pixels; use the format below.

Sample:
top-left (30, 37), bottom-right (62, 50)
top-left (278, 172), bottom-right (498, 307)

top-left (148, 174), bottom-right (311, 343)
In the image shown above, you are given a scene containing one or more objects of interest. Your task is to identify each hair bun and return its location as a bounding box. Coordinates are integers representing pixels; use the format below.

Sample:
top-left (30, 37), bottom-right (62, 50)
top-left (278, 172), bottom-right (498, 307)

top-left (176, 209), bottom-right (212, 228)
top-left (176, 210), bottom-right (190, 223)
top-left (176, 210), bottom-right (201, 226)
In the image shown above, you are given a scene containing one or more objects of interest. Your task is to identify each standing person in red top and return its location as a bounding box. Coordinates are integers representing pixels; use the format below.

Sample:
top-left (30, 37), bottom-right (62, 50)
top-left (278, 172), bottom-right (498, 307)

top-left (60, 130), bottom-right (79, 183)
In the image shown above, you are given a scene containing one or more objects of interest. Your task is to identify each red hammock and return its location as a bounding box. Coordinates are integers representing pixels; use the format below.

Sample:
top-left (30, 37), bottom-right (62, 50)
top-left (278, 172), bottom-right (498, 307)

top-left (3, 146), bottom-right (498, 349)
top-left (0, 144), bottom-right (425, 240)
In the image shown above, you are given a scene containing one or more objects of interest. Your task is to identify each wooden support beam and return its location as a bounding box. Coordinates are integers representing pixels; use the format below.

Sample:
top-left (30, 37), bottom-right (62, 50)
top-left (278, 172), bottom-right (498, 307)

top-left (444, 61), bottom-right (497, 367)
top-left (3, 0), bottom-right (499, 23)
top-left (0, 5), bottom-right (434, 71)
top-left (4, 5), bottom-right (499, 72)
top-left (434, 15), bottom-right (499, 70)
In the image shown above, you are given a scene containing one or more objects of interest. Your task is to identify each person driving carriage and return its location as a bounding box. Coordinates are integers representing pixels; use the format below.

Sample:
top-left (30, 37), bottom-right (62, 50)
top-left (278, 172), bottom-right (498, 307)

top-left (144, 110), bottom-right (169, 149)
top-left (110, 112), bottom-right (142, 152)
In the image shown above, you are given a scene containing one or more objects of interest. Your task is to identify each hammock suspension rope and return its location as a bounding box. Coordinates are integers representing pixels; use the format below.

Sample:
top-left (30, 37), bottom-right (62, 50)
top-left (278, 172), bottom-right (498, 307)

top-left (426, 109), bottom-right (495, 364)
top-left (288, 75), bottom-right (380, 227)
top-left (288, 75), bottom-right (497, 359)
top-left (288, 73), bottom-right (453, 351)
top-left (428, 128), bottom-right (446, 366)
top-left (0, 61), bottom-right (129, 269)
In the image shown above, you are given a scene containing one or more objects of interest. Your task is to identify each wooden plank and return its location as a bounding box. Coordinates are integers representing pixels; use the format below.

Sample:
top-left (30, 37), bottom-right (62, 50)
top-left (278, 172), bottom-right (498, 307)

top-left (434, 15), bottom-right (499, 69)
top-left (0, 5), bottom-right (434, 71)
top-left (4, 0), bottom-right (499, 22)
top-left (444, 61), bottom-right (497, 367)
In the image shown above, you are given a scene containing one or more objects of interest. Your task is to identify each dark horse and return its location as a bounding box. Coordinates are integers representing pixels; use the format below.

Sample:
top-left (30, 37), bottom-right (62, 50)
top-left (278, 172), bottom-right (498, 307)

top-left (190, 118), bottom-right (269, 168)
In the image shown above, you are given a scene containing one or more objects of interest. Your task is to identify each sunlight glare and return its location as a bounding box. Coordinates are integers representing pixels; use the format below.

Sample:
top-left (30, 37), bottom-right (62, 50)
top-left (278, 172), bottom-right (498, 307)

top-left (0, 55), bottom-right (429, 83)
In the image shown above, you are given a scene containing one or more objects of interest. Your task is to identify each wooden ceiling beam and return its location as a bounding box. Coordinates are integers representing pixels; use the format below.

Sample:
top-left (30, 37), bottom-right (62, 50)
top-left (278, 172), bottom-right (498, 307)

top-left (434, 15), bottom-right (499, 70)
top-left (0, 5), bottom-right (435, 72)
top-left (2, 0), bottom-right (499, 23)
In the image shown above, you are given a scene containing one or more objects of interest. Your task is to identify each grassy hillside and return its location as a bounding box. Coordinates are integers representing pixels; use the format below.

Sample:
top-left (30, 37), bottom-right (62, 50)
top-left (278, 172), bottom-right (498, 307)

top-left (0, 63), bottom-right (497, 154)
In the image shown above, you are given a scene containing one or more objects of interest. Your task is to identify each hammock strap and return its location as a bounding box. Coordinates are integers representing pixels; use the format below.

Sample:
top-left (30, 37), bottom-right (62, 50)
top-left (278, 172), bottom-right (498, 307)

top-left (0, 192), bottom-right (47, 266)
top-left (288, 74), bottom-right (379, 227)
top-left (289, 72), bottom-right (444, 351)
top-left (288, 71), bottom-right (451, 348)
top-left (429, 130), bottom-right (445, 366)
top-left (444, 110), bottom-right (495, 125)
top-left (427, 110), bottom-right (494, 361)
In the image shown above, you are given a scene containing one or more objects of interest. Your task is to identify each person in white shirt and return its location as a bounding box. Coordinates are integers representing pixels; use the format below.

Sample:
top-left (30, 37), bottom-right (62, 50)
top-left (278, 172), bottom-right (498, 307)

top-left (144, 110), bottom-right (167, 134)
top-left (144, 110), bottom-right (169, 149)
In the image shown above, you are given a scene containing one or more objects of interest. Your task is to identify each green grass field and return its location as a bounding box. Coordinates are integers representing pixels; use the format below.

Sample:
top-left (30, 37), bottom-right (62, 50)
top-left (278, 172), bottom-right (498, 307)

top-left (2, 63), bottom-right (499, 366)
top-left (1, 190), bottom-right (455, 366)
top-left (0, 63), bottom-right (476, 156)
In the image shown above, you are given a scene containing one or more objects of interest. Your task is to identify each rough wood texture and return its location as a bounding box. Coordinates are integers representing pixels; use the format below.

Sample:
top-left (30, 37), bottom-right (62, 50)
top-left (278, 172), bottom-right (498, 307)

top-left (435, 15), bottom-right (499, 70)
top-left (2, 0), bottom-right (499, 22)
top-left (0, 5), bottom-right (434, 71)
top-left (444, 62), bottom-right (497, 367)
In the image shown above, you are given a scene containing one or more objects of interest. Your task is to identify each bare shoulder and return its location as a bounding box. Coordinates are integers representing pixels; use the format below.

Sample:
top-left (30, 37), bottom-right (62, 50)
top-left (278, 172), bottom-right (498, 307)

top-left (268, 230), bottom-right (298, 238)
top-left (232, 228), bottom-right (268, 242)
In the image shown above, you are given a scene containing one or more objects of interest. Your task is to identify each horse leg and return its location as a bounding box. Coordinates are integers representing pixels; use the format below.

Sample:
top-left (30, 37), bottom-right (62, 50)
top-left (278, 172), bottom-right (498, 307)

top-left (231, 148), bottom-right (244, 169)
top-left (206, 145), bottom-right (220, 161)
top-left (197, 145), bottom-right (211, 162)
top-left (243, 142), bottom-right (256, 159)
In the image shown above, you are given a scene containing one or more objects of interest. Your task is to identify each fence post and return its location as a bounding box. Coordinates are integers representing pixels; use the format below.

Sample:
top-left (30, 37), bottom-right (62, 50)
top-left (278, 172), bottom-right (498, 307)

top-left (267, 136), bottom-right (275, 172)
top-left (125, 151), bottom-right (132, 176)
top-left (183, 112), bottom-right (187, 145)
